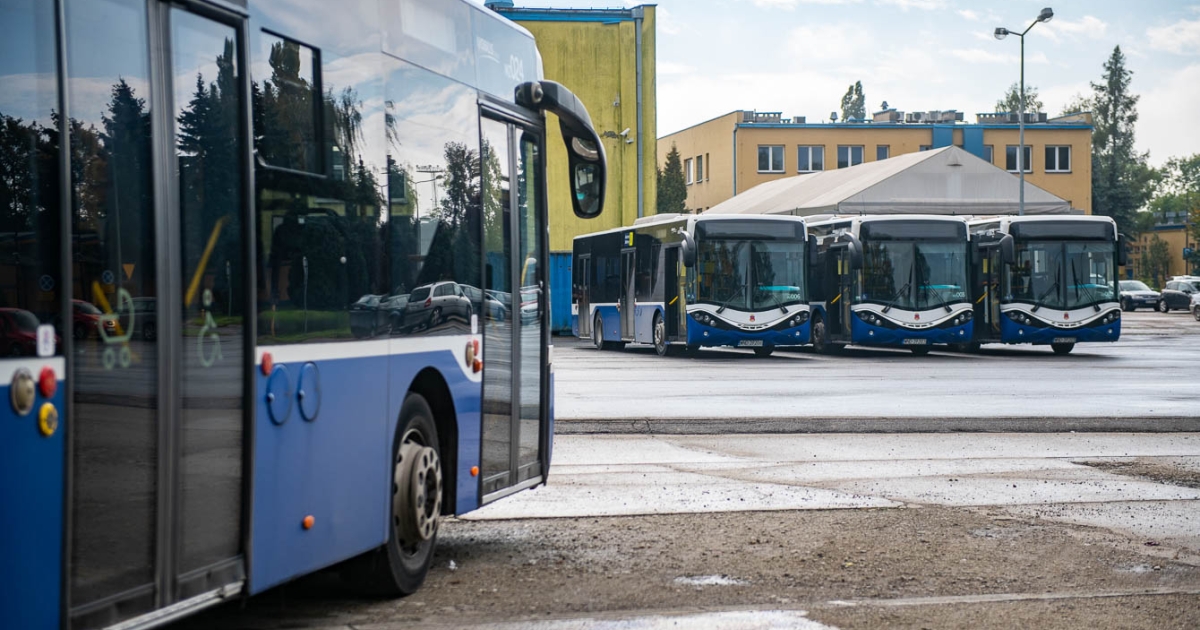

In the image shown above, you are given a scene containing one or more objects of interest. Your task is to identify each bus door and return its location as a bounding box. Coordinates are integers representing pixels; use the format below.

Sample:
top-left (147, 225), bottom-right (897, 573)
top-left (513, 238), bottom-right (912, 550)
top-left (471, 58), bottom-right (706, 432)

top-left (577, 255), bottom-right (591, 338)
top-left (621, 248), bottom-right (635, 339)
top-left (480, 110), bottom-right (550, 500)
top-left (984, 246), bottom-right (1003, 336)
top-left (828, 248), bottom-right (852, 339)
top-left (664, 247), bottom-right (681, 338)
top-left (65, 2), bottom-right (249, 626)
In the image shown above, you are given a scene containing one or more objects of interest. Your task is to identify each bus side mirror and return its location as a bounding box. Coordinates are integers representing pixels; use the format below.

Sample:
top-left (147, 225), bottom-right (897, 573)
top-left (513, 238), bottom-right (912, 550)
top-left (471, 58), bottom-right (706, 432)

top-left (515, 80), bottom-right (607, 219)
top-left (808, 234), bottom-right (819, 267)
top-left (1117, 234), bottom-right (1129, 267)
top-left (845, 234), bottom-right (863, 270)
top-left (680, 231), bottom-right (697, 268)
top-left (999, 234), bottom-right (1015, 266)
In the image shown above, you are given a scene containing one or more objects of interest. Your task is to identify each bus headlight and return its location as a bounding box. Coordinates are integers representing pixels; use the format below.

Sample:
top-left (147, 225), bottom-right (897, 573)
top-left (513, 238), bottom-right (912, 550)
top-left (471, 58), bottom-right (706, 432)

top-left (789, 312), bottom-right (810, 326)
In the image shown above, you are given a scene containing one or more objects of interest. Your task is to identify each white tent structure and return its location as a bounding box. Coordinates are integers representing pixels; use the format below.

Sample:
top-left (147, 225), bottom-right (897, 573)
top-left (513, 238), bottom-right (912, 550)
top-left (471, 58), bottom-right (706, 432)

top-left (709, 146), bottom-right (1073, 217)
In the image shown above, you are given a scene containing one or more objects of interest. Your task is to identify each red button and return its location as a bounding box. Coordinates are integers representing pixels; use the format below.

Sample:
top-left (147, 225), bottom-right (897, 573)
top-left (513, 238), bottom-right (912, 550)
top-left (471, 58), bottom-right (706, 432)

top-left (38, 366), bottom-right (56, 399)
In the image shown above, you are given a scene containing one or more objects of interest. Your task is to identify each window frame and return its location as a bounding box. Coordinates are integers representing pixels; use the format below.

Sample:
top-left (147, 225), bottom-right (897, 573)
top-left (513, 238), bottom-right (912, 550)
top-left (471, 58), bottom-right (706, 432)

top-left (685, 157), bottom-right (693, 184)
top-left (876, 145), bottom-right (889, 161)
top-left (695, 154), bottom-right (704, 182)
top-left (757, 145), bottom-right (785, 173)
top-left (836, 145), bottom-right (863, 169)
top-left (983, 145), bottom-right (994, 164)
top-left (255, 28), bottom-right (327, 178)
top-left (797, 145), bottom-right (825, 172)
top-left (1045, 145), bottom-right (1071, 173)
top-left (1005, 144), bottom-right (1033, 173)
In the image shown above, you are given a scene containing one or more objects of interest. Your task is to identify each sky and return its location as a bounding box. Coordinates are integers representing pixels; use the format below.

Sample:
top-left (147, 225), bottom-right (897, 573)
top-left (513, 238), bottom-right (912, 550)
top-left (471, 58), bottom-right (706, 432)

top-left (474, 0), bottom-right (1200, 167)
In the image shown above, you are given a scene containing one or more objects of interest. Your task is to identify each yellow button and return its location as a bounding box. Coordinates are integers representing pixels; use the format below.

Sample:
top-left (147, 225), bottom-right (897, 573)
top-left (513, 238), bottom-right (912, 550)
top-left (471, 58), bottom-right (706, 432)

top-left (38, 403), bottom-right (58, 437)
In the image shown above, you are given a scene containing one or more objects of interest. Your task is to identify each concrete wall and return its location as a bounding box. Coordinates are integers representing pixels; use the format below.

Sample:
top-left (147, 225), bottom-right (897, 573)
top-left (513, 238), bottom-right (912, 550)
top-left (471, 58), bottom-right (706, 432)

top-left (658, 111), bottom-right (1093, 214)
top-left (507, 6), bottom-right (657, 252)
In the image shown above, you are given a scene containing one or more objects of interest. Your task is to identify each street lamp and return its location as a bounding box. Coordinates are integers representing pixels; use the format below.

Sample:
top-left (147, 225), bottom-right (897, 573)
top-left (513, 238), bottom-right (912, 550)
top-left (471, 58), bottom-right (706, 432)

top-left (995, 7), bottom-right (1053, 217)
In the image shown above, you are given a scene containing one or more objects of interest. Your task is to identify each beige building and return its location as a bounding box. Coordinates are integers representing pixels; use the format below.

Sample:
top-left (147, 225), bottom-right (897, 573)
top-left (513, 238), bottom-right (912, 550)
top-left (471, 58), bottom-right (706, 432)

top-left (659, 109), bottom-right (1093, 214)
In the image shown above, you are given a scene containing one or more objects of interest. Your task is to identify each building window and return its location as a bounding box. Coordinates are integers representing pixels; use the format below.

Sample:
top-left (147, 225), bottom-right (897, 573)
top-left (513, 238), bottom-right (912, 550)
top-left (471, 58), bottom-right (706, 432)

top-left (685, 158), bottom-right (693, 184)
top-left (1006, 145), bottom-right (1032, 172)
top-left (919, 145), bottom-right (932, 151)
top-left (695, 154), bottom-right (704, 182)
top-left (836, 145), bottom-right (863, 169)
top-left (797, 145), bottom-right (825, 172)
top-left (758, 145), bottom-right (784, 172)
top-left (705, 153), bottom-right (710, 180)
top-left (876, 145), bottom-right (889, 161)
top-left (983, 145), bottom-right (994, 164)
top-left (1045, 146), bottom-right (1070, 172)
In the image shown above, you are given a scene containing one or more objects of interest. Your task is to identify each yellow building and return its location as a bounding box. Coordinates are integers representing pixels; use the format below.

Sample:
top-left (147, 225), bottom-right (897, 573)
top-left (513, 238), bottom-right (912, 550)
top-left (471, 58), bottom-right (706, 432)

top-left (491, 3), bottom-right (657, 252)
top-left (660, 109), bottom-right (1093, 214)
top-left (1131, 224), bottom-right (1197, 287)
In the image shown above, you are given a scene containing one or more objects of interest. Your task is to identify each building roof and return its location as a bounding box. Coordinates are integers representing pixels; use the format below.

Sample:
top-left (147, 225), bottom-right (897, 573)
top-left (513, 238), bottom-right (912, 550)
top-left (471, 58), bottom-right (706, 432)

top-left (708, 146), bottom-right (1072, 217)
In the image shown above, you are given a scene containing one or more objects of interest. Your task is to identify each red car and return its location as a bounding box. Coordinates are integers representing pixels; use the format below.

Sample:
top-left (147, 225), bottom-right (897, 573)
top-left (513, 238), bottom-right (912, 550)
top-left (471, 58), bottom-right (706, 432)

top-left (0, 308), bottom-right (44, 357)
top-left (70, 299), bottom-right (108, 339)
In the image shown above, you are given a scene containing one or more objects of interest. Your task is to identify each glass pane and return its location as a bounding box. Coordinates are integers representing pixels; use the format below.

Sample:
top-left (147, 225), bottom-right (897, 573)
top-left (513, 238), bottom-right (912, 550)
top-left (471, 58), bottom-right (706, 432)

top-left (253, 33), bottom-right (319, 173)
top-left (837, 146), bottom-right (849, 169)
top-left (0, 0), bottom-right (63, 355)
top-left (516, 132), bottom-right (542, 481)
top-left (66, 0), bottom-right (158, 609)
top-left (480, 118), bottom-right (511, 491)
top-left (812, 146), bottom-right (824, 171)
top-left (171, 8), bottom-right (244, 574)
top-left (771, 146), bottom-right (782, 170)
top-left (851, 146), bottom-right (863, 165)
top-left (1060, 147), bottom-right (1070, 171)
top-left (797, 148), bottom-right (809, 172)
top-left (757, 147), bottom-right (768, 171)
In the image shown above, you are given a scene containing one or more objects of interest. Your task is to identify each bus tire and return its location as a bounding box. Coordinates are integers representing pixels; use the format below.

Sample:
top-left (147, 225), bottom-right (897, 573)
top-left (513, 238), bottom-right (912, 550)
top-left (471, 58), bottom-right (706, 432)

top-left (812, 315), bottom-right (833, 354)
top-left (343, 393), bottom-right (441, 596)
top-left (592, 314), bottom-right (605, 350)
top-left (652, 312), bottom-right (670, 357)
top-left (753, 346), bottom-right (774, 358)
top-left (1051, 342), bottom-right (1075, 355)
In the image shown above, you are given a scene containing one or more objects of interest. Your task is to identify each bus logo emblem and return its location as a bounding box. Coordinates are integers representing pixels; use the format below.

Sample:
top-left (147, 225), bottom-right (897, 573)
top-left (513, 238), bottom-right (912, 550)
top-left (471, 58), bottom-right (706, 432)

top-left (914, 313), bottom-right (920, 320)
top-left (749, 315), bottom-right (755, 322)
top-left (1064, 313), bottom-right (1070, 320)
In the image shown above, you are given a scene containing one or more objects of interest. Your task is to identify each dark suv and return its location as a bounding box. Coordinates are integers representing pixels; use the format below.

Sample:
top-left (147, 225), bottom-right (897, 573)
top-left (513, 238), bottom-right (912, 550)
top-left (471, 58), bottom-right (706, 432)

top-left (1159, 276), bottom-right (1200, 313)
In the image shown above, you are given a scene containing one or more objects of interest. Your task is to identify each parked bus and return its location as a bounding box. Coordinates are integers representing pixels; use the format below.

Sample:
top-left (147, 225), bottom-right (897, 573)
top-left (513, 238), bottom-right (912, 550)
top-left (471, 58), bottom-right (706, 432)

top-left (967, 216), bottom-right (1125, 354)
top-left (572, 214), bottom-right (811, 357)
top-left (0, 0), bottom-right (607, 628)
top-left (808, 215), bottom-right (974, 354)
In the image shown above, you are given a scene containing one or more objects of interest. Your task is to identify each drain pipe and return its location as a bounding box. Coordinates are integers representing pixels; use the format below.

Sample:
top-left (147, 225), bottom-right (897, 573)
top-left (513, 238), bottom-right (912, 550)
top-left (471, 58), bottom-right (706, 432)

top-left (732, 125), bottom-right (738, 196)
top-left (634, 6), bottom-right (645, 218)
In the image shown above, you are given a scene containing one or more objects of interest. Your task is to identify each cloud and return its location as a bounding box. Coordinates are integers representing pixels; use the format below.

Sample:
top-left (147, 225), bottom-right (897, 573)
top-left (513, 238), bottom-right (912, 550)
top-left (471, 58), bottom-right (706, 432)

top-left (658, 61), bottom-right (697, 76)
top-left (876, 0), bottom-right (949, 11)
top-left (958, 9), bottom-right (980, 21)
top-left (656, 6), bottom-right (682, 36)
top-left (1146, 19), bottom-right (1200, 55)
top-left (1138, 63), bottom-right (1200, 167)
top-left (786, 24), bottom-right (873, 62)
top-left (949, 49), bottom-right (1048, 65)
top-left (1041, 15), bottom-right (1108, 42)
top-left (744, 0), bottom-right (862, 8)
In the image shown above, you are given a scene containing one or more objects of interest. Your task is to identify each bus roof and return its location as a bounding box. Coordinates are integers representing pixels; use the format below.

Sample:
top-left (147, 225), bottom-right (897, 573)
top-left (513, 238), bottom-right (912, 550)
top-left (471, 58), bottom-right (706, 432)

top-left (574, 213), bottom-right (807, 241)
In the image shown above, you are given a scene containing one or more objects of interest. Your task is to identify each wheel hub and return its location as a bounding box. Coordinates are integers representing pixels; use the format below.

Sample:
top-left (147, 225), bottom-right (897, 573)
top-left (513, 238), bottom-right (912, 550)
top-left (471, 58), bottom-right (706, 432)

top-left (393, 440), bottom-right (441, 546)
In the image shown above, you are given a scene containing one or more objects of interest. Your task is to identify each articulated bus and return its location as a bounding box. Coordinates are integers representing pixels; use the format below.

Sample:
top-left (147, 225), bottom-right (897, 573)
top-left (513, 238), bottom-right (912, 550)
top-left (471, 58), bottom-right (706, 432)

top-left (0, 0), bottom-right (607, 628)
top-left (808, 215), bottom-right (974, 355)
top-left (572, 214), bottom-right (811, 357)
top-left (967, 216), bottom-right (1125, 354)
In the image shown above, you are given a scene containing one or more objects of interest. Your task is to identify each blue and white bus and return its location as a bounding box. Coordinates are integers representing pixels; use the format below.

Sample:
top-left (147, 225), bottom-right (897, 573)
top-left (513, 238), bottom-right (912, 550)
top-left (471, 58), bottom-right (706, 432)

top-left (0, 0), bottom-right (607, 628)
top-left (967, 216), bottom-right (1125, 354)
top-left (572, 214), bottom-right (811, 357)
top-left (808, 215), bottom-right (974, 354)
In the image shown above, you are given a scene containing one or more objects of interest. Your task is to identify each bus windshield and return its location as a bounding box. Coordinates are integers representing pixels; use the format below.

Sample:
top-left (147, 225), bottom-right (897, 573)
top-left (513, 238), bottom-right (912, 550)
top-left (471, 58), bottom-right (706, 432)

top-left (860, 241), bottom-right (968, 310)
top-left (1010, 240), bottom-right (1116, 309)
top-left (696, 239), bottom-right (806, 311)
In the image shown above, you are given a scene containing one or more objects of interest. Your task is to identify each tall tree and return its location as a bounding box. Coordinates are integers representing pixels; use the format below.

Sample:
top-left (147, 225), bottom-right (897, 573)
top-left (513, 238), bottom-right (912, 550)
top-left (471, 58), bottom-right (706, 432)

top-left (1091, 46), bottom-right (1154, 235)
top-left (995, 82), bottom-right (1044, 114)
top-left (1059, 92), bottom-right (1092, 117)
top-left (840, 81), bottom-right (866, 121)
top-left (657, 144), bottom-right (686, 214)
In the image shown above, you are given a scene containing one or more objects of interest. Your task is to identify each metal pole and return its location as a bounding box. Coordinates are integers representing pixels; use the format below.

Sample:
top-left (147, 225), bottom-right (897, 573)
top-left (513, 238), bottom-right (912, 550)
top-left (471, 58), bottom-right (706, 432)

top-left (1018, 33), bottom-right (1025, 217)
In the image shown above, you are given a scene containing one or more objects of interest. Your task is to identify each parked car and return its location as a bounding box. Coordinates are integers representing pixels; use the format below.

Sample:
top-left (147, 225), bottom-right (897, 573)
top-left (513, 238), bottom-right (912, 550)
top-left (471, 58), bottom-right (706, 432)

top-left (0, 308), bottom-right (44, 356)
top-left (349, 294), bottom-right (389, 338)
top-left (130, 297), bottom-right (157, 341)
top-left (1192, 291), bottom-right (1200, 322)
top-left (396, 281), bottom-right (472, 332)
top-left (69, 299), bottom-right (105, 340)
top-left (460, 284), bottom-right (507, 322)
top-left (1158, 276), bottom-right (1200, 313)
top-left (1119, 280), bottom-right (1160, 311)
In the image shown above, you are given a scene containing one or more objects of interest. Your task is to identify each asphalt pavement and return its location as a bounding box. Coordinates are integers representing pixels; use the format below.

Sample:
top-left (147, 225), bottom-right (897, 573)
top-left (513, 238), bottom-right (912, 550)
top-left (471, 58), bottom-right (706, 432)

top-left (552, 310), bottom-right (1200, 433)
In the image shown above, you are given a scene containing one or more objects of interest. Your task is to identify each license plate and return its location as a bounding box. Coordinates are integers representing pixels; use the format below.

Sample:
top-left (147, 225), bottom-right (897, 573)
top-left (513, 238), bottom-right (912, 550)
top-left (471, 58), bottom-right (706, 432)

top-left (1053, 337), bottom-right (1076, 344)
top-left (902, 338), bottom-right (927, 345)
top-left (738, 339), bottom-right (764, 347)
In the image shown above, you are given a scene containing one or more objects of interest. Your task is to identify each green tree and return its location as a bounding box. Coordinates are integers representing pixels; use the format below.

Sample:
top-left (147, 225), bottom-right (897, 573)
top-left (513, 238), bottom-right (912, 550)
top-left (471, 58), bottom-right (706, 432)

top-left (995, 82), bottom-right (1044, 114)
top-left (1146, 235), bottom-right (1172, 287)
top-left (1091, 46), bottom-right (1154, 236)
top-left (840, 81), bottom-right (866, 121)
top-left (656, 144), bottom-right (686, 214)
top-left (1059, 92), bottom-right (1092, 117)
top-left (1158, 154), bottom-right (1200, 274)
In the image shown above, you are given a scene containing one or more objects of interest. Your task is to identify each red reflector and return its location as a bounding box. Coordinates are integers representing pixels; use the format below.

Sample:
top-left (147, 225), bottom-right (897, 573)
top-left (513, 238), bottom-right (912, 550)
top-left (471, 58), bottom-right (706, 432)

top-left (261, 352), bottom-right (273, 376)
top-left (38, 366), bottom-right (57, 399)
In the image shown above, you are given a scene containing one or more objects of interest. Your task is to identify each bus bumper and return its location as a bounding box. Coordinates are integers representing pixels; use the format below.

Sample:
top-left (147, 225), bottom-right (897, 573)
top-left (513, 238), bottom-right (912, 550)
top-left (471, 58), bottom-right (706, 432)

top-left (1000, 318), bottom-right (1121, 345)
top-left (685, 321), bottom-right (811, 349)
top-left (851, 319), bottom-right (973, 347)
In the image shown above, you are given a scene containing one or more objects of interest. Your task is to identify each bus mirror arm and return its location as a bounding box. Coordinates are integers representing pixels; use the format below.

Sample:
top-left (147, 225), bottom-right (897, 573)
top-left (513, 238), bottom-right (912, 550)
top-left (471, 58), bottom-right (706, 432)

top-left (845, 234), bottom-right (863, 270)
top-left (680, 230), bottom-right (697, 268)
top-left (999, 234), bottom-right (1015, 266)
top-left (1116, 233), bottom-right (1128, 268)
top-left (808, 234), bottom-right (819, 267)
top-left (516, 81), bottom-right (607, 220)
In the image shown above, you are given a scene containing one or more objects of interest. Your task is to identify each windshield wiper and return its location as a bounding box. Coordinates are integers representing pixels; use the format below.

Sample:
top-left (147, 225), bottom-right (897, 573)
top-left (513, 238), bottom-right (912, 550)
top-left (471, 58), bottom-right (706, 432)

top-left (923, 285), bottom-right (955, 313)
top-left (715, 283), bottom-right (745, 314)
top-left (761, 288), bottom-right (789, 314)
top-left (1071, 259), bottom-right (1102, 312)
top-left (881, 280), bottom-right (912, 314)
top-left (1031, 278), bottom-right (1059, 312)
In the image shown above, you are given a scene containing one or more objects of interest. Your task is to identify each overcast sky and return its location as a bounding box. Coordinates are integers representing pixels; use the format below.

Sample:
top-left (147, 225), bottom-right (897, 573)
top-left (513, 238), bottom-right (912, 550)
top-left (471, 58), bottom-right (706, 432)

top-left (479, 0), bottom-right (1200, 167)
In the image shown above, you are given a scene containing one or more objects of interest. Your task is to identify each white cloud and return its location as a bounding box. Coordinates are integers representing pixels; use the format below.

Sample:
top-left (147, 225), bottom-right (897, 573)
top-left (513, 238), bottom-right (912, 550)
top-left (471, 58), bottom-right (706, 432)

top-left (658, 61), bottom-right (697, 75)
top-left (957, 9), bottom-right (1000, 23)
top-left (1146, 19), bottom-right (1200, 55)
top-left (786, 24), bottom-right (873, 62)
top-left (1137, 63), bottom-right (1200, 166)
top-left (656, 6), bottom-right (682, 36)
top-left (745, 0), bottom-right (861, 8)
top-left (958, 9), bottom-right (979, 21)
top-left (949, 49), bottom-right (1048, 65)
top-left (876, 0), bottom-right (949, 11)
top-left (1041, 15), bottom-right (1108, 42)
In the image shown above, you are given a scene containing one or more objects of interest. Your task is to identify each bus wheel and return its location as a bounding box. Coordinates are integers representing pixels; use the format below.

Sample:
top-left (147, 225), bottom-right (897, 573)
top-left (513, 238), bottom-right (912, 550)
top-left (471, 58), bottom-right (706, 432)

top-left (753, 346), bottom-right (774, 358)
top-left (812, 315), bottom-right (830, 354)
top-left (343, 394), bottom-right (441, 596)
top-left (592, 314), bottom-right (605, 350)
top-left (1051, 342), bottom-right (1075, 355)
top-left (652, 312), bottom-right (671, 356)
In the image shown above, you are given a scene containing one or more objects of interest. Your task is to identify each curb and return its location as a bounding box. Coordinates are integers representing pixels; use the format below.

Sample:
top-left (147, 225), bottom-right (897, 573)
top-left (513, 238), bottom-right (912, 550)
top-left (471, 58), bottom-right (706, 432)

top-left (554, 416), bottom-right (1200, 434)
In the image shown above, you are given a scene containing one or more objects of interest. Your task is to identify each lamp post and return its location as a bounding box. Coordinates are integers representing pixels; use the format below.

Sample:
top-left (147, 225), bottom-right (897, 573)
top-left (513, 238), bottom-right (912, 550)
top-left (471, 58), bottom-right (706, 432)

top-left (995, 7), bottom-right (1053, 217)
